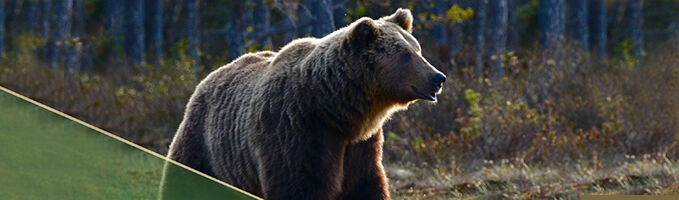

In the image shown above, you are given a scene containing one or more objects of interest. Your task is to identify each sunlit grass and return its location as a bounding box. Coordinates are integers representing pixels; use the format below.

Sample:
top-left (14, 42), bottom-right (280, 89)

top-left (388, 156), bottom-right (679, 199)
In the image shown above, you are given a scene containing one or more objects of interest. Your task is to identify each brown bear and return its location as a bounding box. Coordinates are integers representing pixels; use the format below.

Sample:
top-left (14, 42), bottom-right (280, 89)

top-left (161, 8), bottom-right (446, 200)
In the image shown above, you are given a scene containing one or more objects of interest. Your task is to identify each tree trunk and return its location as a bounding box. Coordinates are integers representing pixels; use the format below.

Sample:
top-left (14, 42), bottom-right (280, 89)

top-left (628, 0), bottom-right (643, 62)
top-left (6, 0), bottom-right (24, 40)
top-left (488, 0), bottom-right (507, 82)
top-left (124, 0), bottom-right (145, 65)
top-left (38, 0), bottom-right (50, 38)
top-left (332, 0), bottom-right (346, 28)
top-left (673, 2), bottom-right (679, 50)
top-left (431, 0), bottom-right (448, 55)
top-left (104, 0), bottom-right (122, 56)
top-left (298, 2), bottom-right (312, 36)
top-left (567, 0), bottom-right (589, 51)
top-left (507, 0), bottom-right (519, 52)
top-left (0, 0), bottom-right (5, 56)
top-left (26, 0), bottom-right (39, 34)
top-left (472, 0), bottom-right (487, 77)
top-left (50, 0), bottom-right (72, 68)
top-left (228, 0), bottom-right (244, 60)
top-left (538, 0), bottom-right (565, 58)
top-left (277, 1), bottom-right (298, 45)
top-left (185, 0), bottom-right (199, 70)
top-left (71, 0), bottom-right (84, 38)
top-left (165, 0), bottom-right (183, 49)
top-left (254, 0), bottom-right (271, 49)
top-left (69, 0), bottom-right (85, 71)
top-left (37, 0), bottom-right (51, 60)
top-left (589, 0), bottom-right (606, 58)
top-left (311, 0), bottom-right (335, 38)
top-left (448, 0), bottom-right (465, 57)
top-left (146, 0), bottom-right (163, 63)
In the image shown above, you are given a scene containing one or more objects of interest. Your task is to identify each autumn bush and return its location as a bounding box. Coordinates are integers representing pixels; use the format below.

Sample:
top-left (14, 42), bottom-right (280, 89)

top-left (0, 35), bottom-right (199, 152)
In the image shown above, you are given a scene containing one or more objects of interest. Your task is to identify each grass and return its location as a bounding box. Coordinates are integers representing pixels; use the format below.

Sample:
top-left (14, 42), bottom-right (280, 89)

top-left (387, 157), bottom-right (679, 199)
top-left (0, 88), bottom-right (257, 200)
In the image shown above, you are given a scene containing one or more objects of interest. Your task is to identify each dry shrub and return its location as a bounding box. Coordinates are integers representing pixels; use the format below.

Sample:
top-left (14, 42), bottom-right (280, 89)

top-left (0, 39), bottom-right (199, 152)
top-left (385, 44), bottom-right (679, 169)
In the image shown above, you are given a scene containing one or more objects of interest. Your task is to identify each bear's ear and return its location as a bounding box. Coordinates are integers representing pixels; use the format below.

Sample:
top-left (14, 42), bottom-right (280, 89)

top-left (381, 8), bottom-right (413, 33)
top-left (348, 18), bottom-right (380, 47)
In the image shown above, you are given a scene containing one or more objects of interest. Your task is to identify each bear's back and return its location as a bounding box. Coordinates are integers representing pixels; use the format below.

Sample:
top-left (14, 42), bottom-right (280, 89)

top-left (203, 51), bottom-right (276, 90)
top-left (193, 40), bottom-right (322, 194)
top-left (188, 50), bottom-right (279, 195)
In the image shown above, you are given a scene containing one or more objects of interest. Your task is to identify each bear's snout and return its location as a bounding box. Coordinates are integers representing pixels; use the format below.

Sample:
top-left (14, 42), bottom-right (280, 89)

top-left (431, 73), bottom-right (446, 88)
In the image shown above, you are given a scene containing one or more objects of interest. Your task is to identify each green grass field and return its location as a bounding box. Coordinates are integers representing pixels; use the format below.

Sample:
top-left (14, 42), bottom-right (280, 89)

top-left (0, 88), bottom-right (257, 200)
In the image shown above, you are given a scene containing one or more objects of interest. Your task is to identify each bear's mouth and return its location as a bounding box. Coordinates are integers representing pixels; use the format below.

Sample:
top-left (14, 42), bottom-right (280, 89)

top-left (411, 86), bottom-right (436, 101)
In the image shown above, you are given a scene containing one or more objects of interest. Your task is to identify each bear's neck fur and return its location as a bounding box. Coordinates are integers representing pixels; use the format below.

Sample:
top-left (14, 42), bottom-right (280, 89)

top-left (273, 36), bottom-right (406, 143)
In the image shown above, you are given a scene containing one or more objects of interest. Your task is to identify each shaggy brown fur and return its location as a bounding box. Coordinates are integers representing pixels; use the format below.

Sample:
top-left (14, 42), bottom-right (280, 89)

top-left (161, 9), bottom-right (445, 200)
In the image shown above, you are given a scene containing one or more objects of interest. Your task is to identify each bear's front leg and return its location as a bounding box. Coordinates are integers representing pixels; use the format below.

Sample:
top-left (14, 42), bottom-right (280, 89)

top-left (339, 129), bottom-right (390, 200)
top-left (256, 133), bottom-right (346, 200)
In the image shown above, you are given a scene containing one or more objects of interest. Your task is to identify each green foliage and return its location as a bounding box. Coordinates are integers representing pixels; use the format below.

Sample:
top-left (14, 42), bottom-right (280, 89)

top-left (517, 0), bottom-right (538, 20)
top-left (167, 39), bottom-right (190, 63)
top-left (387, 131), bottom-right (401, 143)
top-left (644, 0), bottom-right (678, 30)
top-left (346, 1), bottom-right (367, 23)
top-left (11, 34), bottom-right (47, 52)
top-left (459, 89), bottom-right (482, 140)
top-left (446, 5), bottom-right (474, 27)
top-left (8, 34), bottom-right (47, 60)
top-left (613, 39), bottom-right (638, 64)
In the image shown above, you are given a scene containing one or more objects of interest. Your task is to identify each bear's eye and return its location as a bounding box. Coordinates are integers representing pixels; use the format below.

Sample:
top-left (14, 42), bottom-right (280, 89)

top-left (400, 53), bottom-right (412, 64)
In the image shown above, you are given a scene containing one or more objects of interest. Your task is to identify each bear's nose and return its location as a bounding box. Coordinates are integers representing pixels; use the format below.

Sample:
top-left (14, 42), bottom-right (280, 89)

top-left (432, 73), bottom-right (446, 87)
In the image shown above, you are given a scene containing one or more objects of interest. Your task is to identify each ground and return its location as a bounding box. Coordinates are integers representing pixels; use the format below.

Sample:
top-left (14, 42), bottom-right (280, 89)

top-left (387, 158), bottom-right (679, 199)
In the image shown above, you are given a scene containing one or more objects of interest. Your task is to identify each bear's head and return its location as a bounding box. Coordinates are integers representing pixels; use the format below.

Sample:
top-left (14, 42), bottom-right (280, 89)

top-left (345, 9), bottom-right (446, 104)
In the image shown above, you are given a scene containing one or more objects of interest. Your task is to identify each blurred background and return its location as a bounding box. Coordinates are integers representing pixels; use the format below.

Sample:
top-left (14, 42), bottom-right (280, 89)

top-left (1, 0), bottom-right (679, 198)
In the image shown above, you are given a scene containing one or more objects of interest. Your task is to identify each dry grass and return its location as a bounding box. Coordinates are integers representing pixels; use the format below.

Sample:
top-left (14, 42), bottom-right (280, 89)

top-left (387, 155), bottom-right (679, 199)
